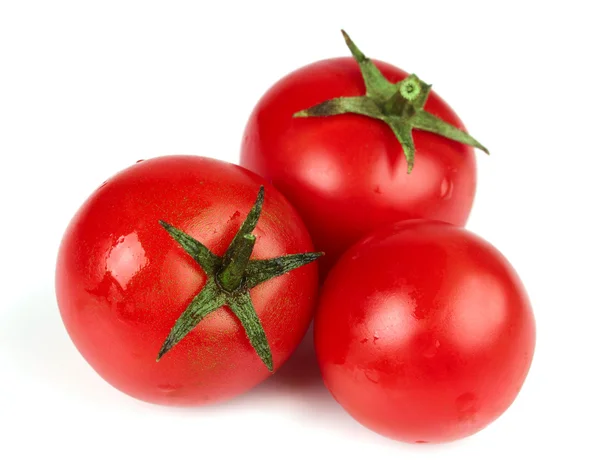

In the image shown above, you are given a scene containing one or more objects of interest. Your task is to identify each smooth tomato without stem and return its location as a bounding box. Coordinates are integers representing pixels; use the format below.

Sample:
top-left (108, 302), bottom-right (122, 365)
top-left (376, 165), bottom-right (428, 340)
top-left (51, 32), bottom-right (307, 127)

top-left (240, 32), bottom-right (487, 274)
top-left (56, 155), bottom-right (320, 406)
top-left (314, 220), bottom-right (535, 443)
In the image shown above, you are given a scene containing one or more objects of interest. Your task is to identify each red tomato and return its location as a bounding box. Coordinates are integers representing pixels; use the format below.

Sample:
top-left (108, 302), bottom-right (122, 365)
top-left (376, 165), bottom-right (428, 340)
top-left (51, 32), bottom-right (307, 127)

top-left (56, 155), bottom-right (320, 406)
top-left (241, 42), bottom-right (482, 274)
top-left (314, 220), bottom-right (535, 443)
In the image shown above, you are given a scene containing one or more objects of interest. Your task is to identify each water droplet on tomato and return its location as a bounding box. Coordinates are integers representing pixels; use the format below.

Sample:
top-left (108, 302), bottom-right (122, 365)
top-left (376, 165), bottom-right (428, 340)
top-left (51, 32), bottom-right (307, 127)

top-left (374, 185), bottom-right (382, 194)
top-left (455, 392), bottom-right (479, 420)
top-left (422, 339), bottom-right (440, 358)
top-left (364, 369), bottom-right (380, 383)
top-left (440, 177), bottom-right (453, 200)
top-left (115, 302), bottom-right (139, 325)
top-left (157, 384), bottom-right (182, 393)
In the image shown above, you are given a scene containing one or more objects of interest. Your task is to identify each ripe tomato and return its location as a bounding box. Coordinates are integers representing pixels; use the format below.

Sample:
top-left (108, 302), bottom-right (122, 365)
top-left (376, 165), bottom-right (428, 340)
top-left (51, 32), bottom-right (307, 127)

top-left (56, 155), bottom-right (320, 406)
top-left (314, 220), bottom-right (536, 443)
top-left (240, 32), bottom-right (486, 274)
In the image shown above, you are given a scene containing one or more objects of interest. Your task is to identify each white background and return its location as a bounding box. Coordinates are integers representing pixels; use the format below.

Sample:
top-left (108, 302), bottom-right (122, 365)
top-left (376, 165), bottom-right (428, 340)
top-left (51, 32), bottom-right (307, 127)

top-left (1, 1), bottom-right (598, 467)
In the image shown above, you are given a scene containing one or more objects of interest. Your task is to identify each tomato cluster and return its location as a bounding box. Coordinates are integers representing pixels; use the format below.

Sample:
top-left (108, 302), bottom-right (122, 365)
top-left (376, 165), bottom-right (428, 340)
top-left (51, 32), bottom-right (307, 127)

top-left (56, 31), bottom-right (535, 444)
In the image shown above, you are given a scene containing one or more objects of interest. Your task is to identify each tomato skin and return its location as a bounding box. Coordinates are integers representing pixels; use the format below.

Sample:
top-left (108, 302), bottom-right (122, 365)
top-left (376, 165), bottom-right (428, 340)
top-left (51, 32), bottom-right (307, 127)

top-left (314, 220), bottom-right (535, 443)
top-left (55, 155), bottom-right (319, 406)
top-left (240, 57), bottom-right (476, 273)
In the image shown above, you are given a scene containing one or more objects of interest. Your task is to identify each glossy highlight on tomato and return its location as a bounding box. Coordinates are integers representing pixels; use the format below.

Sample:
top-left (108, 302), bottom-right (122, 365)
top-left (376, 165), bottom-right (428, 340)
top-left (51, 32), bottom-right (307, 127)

top-left (55, 155), bottom-right (319, 406)
top-left (314, 220), bottom-right (535, 443)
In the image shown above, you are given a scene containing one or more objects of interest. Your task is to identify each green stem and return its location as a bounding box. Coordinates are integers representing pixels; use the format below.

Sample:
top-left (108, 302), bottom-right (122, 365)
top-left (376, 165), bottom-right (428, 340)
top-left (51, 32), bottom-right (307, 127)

top-left (156, 187), bottom-right (322, 370)
top-left (294, 30), bottom-right (489, 173)
top-left (218, 234), bottom-right (255, 292)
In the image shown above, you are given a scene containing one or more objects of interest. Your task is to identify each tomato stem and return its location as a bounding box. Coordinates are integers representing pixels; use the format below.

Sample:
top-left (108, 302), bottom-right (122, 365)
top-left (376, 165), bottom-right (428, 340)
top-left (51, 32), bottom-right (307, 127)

top-left (293, 30), bottom-right (489, 173)
top-left (218, 234), bottom-right (255, 292)
top-left (156, 186), bottom-right (323, 371)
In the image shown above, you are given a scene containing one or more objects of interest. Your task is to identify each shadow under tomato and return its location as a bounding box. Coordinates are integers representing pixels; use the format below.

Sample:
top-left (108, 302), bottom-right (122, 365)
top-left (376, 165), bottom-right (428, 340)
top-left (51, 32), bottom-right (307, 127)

top-left (234, 322), bottom-right (340, 411)
top-left (264, 322), bottom-right (325, 390)
top-left (214, 321), bottom-right (371, 435)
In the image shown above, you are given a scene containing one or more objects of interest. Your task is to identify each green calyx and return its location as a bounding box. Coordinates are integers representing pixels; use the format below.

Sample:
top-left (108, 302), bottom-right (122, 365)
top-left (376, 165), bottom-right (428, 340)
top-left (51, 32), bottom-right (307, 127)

top-left (156, 186), bottom-right (323, 371)
top-left (294, 30), bottom-right (489, 173)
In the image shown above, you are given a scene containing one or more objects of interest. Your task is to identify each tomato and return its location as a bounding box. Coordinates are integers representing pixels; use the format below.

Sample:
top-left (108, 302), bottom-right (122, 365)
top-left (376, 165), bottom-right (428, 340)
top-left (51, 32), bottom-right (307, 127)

top-left (55, 155), bottom-right (320, 406)
top-left (240, 32), bottom-right (487, 274)
top-left (314, 220), bottom-right (535, 443)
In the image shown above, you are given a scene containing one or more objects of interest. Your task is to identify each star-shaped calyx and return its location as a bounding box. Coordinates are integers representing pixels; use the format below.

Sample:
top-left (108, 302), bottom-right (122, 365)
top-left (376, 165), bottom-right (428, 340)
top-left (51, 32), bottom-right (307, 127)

top-left (156, 186), bottom-right (322, 371)
top-left (294, 30), bottom-right (489, 173)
